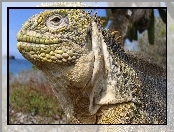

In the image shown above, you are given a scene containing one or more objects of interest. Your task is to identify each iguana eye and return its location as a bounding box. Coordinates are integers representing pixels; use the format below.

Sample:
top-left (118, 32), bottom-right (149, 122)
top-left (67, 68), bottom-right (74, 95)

top-left (46, 15), bottom-right (69, 29)
top-left (47, 15), bottom-right (62, 26)
top-left (51, 17), bottom-right (61, 23)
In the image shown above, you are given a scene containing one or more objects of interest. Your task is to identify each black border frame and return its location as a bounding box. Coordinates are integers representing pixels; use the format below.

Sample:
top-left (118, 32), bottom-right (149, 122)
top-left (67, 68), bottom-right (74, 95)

top-left (7, 6), bottom-right (167, 125)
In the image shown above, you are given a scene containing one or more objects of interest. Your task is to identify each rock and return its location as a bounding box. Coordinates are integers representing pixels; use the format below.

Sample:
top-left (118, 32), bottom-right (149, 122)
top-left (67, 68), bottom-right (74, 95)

top-left (16, 112), bottom-right (22, 118)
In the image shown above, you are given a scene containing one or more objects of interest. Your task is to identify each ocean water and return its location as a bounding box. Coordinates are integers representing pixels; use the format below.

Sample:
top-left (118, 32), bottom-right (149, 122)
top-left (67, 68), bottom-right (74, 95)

top-left (8, 59), bottom-right (33, 75)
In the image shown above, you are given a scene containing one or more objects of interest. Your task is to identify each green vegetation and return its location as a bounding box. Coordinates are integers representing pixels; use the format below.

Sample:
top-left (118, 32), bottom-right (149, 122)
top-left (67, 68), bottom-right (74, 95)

top-left (9, 75), bottom-right (64, 118)
top-left (160, 28), bottom-right (166, 37)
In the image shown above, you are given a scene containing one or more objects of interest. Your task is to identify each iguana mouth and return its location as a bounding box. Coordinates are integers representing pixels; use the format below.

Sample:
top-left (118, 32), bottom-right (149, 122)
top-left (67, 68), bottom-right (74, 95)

top-left (16, 34), bottom-right (69, 45)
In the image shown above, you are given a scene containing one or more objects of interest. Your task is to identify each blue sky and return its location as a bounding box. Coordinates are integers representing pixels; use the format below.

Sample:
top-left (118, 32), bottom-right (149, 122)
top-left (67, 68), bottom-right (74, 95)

top-left (4, 2), bottom-right (162, 59)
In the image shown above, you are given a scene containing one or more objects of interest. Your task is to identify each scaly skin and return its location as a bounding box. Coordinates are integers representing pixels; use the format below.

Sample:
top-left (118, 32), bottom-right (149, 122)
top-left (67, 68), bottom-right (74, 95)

top-left (17, 9), bottom-right (166, 124)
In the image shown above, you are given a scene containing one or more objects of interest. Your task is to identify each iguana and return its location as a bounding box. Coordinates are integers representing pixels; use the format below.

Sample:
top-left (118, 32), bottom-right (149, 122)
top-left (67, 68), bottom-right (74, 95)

top-left (16, 9), bottom-right (166, 124)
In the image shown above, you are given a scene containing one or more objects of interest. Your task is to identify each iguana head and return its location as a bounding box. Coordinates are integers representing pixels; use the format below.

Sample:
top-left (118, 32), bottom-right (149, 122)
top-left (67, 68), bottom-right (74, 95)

top-left (17, 9), bottom-right (92, 65)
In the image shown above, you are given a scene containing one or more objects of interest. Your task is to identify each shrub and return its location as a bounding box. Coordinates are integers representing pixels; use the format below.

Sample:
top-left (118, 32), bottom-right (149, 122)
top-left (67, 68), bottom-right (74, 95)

top-left (9, 70), bottom-right (64, 117)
